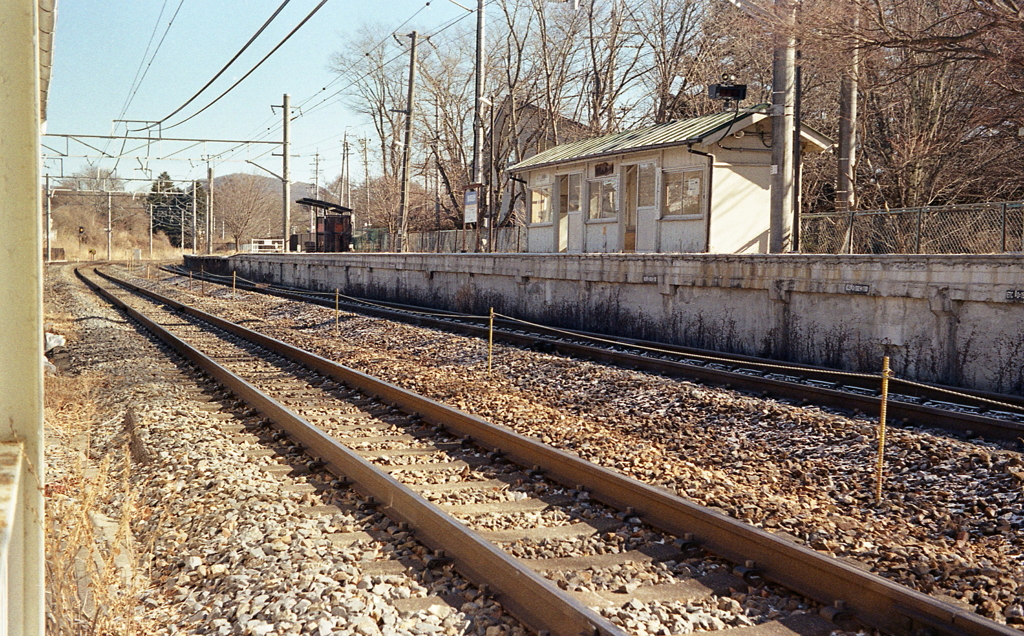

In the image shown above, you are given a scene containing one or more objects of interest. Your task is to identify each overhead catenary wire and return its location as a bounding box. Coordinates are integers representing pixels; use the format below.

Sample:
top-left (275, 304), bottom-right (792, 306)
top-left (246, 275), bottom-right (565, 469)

top-left (217, 0), bottom-right (490, 168)
top-left (111, 0), bottom-right (171, 136)
top-left (143, 0), bottom-right (295, 129)
top-left (160, 0), bottom-right (332, 132)
top-left (84, 0), bottom-right (483, 180)
top-left (108, 0), bottom-right (188, 166)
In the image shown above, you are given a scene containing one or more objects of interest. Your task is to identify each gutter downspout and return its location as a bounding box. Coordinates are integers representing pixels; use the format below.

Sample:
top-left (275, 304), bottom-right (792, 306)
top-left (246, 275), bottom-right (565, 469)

top-left (688, 145), bottom-right (715, 253)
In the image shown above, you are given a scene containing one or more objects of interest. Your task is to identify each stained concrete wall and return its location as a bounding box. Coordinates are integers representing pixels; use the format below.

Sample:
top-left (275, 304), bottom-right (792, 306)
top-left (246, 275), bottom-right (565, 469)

top-left (186, 253), bottom-right (1024, 395)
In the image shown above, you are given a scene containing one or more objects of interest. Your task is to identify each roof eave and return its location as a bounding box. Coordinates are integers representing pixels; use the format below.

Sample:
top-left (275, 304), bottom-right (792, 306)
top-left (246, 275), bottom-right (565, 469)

top-left (508, 136), bottom-right (711, 174)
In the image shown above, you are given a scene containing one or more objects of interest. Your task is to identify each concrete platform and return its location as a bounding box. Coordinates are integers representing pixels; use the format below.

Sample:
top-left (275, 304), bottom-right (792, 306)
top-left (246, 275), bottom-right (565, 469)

top-left (185, 253), bottom-right (1024, 395)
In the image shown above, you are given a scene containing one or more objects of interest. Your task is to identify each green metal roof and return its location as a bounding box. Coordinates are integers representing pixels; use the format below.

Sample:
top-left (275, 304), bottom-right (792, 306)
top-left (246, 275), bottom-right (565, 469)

top-left (509, 106), bottom-right (770, 173)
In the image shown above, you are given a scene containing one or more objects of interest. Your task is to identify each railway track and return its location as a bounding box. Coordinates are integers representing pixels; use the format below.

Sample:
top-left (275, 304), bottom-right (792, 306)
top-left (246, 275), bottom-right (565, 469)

top-left (80, 266), bottom-right (1018, 636)
top-left (165, 264), bottom-right (1024, 446)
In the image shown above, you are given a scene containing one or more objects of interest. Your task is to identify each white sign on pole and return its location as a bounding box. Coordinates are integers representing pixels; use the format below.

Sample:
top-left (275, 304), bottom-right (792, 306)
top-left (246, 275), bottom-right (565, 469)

top-left (463, 188), bottom-right (478, 225)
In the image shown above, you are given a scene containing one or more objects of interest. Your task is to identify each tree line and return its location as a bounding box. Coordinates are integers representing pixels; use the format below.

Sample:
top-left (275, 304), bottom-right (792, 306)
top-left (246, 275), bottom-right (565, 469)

top-left (330, 0), bottom-right (1024, 233)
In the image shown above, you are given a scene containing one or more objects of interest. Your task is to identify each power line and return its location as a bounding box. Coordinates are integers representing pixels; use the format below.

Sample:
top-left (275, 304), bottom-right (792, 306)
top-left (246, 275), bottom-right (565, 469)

top-left (225, 0), bottom-right (461, 151)
top-left (116, 0), bottom-right (189, 125)
top-left (146, 0), bottom-right (294, 128)
top-left (160, 0), bottom-right (332, 132)
top-left (112, 0), bottom-right (170, 130)
top-left (214, 0), bottom-right (487, 171)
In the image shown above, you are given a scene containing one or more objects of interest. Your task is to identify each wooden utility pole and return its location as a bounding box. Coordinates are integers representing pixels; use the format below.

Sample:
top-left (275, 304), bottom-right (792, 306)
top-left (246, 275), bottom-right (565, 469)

top-left (397, 31), bottom-right (418, 253)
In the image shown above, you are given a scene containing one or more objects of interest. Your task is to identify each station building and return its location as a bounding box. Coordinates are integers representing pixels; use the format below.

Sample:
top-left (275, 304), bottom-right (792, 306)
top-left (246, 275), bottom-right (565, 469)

top-left (509, 106), bottom-right (832, 254)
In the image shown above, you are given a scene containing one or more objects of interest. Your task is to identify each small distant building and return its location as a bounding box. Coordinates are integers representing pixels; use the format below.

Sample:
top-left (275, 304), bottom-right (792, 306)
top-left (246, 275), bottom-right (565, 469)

top-left (508, 106), bottom-right (832, 254)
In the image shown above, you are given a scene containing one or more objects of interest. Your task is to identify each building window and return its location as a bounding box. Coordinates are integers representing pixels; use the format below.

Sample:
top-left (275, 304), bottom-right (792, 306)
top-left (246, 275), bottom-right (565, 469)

top-left (530, 186), bottom-right (552, 224)
top-left (587, 177), bottom-right (618, 220)
top-left (559, 174), bottom-right (582, 214)
top-left (638, 162), bottom-right (656, 208)
top-left (663, 169), bottom-right (704, 218)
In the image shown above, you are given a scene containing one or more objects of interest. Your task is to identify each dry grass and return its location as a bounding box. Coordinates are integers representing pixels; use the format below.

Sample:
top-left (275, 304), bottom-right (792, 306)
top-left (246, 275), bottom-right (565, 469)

top-left (44, 370), bottom-right (148, 635)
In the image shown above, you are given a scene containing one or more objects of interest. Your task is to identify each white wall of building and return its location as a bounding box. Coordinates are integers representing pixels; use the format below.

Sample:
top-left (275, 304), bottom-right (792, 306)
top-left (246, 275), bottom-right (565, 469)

top-left (522, 117), bottom-right (807, 255)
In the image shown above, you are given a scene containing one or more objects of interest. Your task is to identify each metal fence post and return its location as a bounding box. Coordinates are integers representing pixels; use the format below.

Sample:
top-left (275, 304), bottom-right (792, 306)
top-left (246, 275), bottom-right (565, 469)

top-left (847, 211), bottom-right (855, 254)
top-left (1001, 202), bottom-right (1008, 253)
top-left (915, 209), bottom-right (923, 254)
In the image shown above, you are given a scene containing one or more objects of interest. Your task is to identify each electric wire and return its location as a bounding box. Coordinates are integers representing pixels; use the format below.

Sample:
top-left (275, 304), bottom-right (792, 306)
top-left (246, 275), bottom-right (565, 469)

top-left (143, 0), bottom-right (295, 129)
top-left (160, 0), bottom-right (332, 132)
top-left (223, 0), bottom-right (488, 163)
top-left (90, 0), bottom-right (481, 179)
top-left (111, 0), bottom-right (170, 133)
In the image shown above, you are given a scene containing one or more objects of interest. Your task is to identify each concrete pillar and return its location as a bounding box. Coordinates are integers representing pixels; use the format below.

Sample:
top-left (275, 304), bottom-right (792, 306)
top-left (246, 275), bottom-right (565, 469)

top-left (0, 0), bottom-right (46, 634)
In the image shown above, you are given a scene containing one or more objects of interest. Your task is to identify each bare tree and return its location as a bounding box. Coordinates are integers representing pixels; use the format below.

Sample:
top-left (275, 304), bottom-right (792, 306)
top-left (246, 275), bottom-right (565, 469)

top-left (214, 174), bottom-right (277, 247)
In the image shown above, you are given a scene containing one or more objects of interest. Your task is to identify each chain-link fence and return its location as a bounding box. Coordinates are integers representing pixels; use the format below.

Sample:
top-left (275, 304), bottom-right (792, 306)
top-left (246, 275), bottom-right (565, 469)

top-left (801, 202), bottom-right (1024, 254)
top-left (351, 226), bottom-right (527, 253)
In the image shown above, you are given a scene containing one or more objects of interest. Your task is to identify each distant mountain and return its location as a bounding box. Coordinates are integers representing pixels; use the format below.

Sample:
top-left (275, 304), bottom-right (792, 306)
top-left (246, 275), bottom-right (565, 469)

top-left (213, 173), bottom-right (337, 205)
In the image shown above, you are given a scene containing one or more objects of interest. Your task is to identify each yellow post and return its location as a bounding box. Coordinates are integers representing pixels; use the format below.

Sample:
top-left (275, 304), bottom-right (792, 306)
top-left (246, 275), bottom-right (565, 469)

top-left (232, 270), bottom-right (237, 298)
top-left (335, 289), bottom-right (340, 334)
top-left (875, 356), bottom-right (891, 504)
top-left (488, 307), bottom-right (494, 376)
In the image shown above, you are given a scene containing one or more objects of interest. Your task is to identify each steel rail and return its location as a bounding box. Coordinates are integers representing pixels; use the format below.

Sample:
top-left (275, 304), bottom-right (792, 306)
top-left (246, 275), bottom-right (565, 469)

top-left (166, 264), bottom-right (1024, 443)
top-left (165, 264), bottom-right (1024, 411)
top-left (96, 266), bottom-right (1021, 636)
top-left (77, 267), bottom-right (623, 636)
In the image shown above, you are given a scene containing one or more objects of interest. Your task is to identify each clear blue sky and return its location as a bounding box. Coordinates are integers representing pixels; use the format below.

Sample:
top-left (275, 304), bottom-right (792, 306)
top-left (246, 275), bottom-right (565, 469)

top-left (45, 0), bottom-right (471, 190)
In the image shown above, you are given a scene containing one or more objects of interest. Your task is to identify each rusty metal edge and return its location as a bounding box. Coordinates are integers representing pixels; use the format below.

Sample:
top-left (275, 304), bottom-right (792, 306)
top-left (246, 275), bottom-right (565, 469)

top-left (165, 265), bottom-right (1024, 443)
top-left (78, 268), bottom-right (623, 636)
top-left (96, 268), bottom-right (1020, 636)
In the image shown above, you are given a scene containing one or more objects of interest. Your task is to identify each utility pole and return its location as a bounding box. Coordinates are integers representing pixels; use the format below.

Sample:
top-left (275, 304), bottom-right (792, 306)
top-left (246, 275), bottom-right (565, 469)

top-left (346, 143), bottom-right (352, 207)
top-left (361, 138), bottom-right (370, 225)
top-left (106, 191), bottom-right (112, 261)
top-left (44, 175), bottom-right (51, 262)
top-left (769, 0), bottom-right (797, 253)
top-left (836, 10), bottom-right (859, 213)
top-left (191, 179), bottom-right (198, 254)
top-left (311, 153), bottom-right (320, 233)
top-left (341, 131), bottom-right (351, 207)
top-left (472, 0), bottom-right (485, 186)
top-left (397, 31), bottom-right (418, 253)
top-left (434, 101), bottom-right (442, 253)
top-left (282, 93), bottom-right (292, 252)
top-left (206, 165), bottom-right (214, 255)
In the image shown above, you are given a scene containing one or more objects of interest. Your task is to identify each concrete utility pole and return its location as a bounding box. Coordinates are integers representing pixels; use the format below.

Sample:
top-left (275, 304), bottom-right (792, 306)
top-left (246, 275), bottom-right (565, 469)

top-left (206, 165), bottom-right (214, 255)
top-left (836, 11), bottom-right (859, 212)
top-left (107, 191), bottom-right (112, 260)
top-left (44, 175), bottom-right (51, 262)
top-left (282, 93), bottom-right (292, 251)
top-left (397, 31), bottom-right (418, 253)
top-left (361, 138), bottom-right (370, 224)
top-left (191, 179), bottom-right (198, 253)
top-left (472, 0), bottom-right (485, 186)
top-left (769, 0), bottom-right (797, 253)
top-left (311, 153), bottom-right (321, 233)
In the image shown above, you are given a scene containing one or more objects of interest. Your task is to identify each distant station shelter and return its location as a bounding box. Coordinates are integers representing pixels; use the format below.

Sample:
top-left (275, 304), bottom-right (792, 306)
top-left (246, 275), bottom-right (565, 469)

top-left (508, 106), bottom-right (832, 254)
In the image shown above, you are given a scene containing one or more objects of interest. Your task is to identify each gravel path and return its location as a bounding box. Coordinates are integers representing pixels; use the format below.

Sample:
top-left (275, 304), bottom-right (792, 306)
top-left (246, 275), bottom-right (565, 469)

top-left (136, 266), bottom-right (1024, 628)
